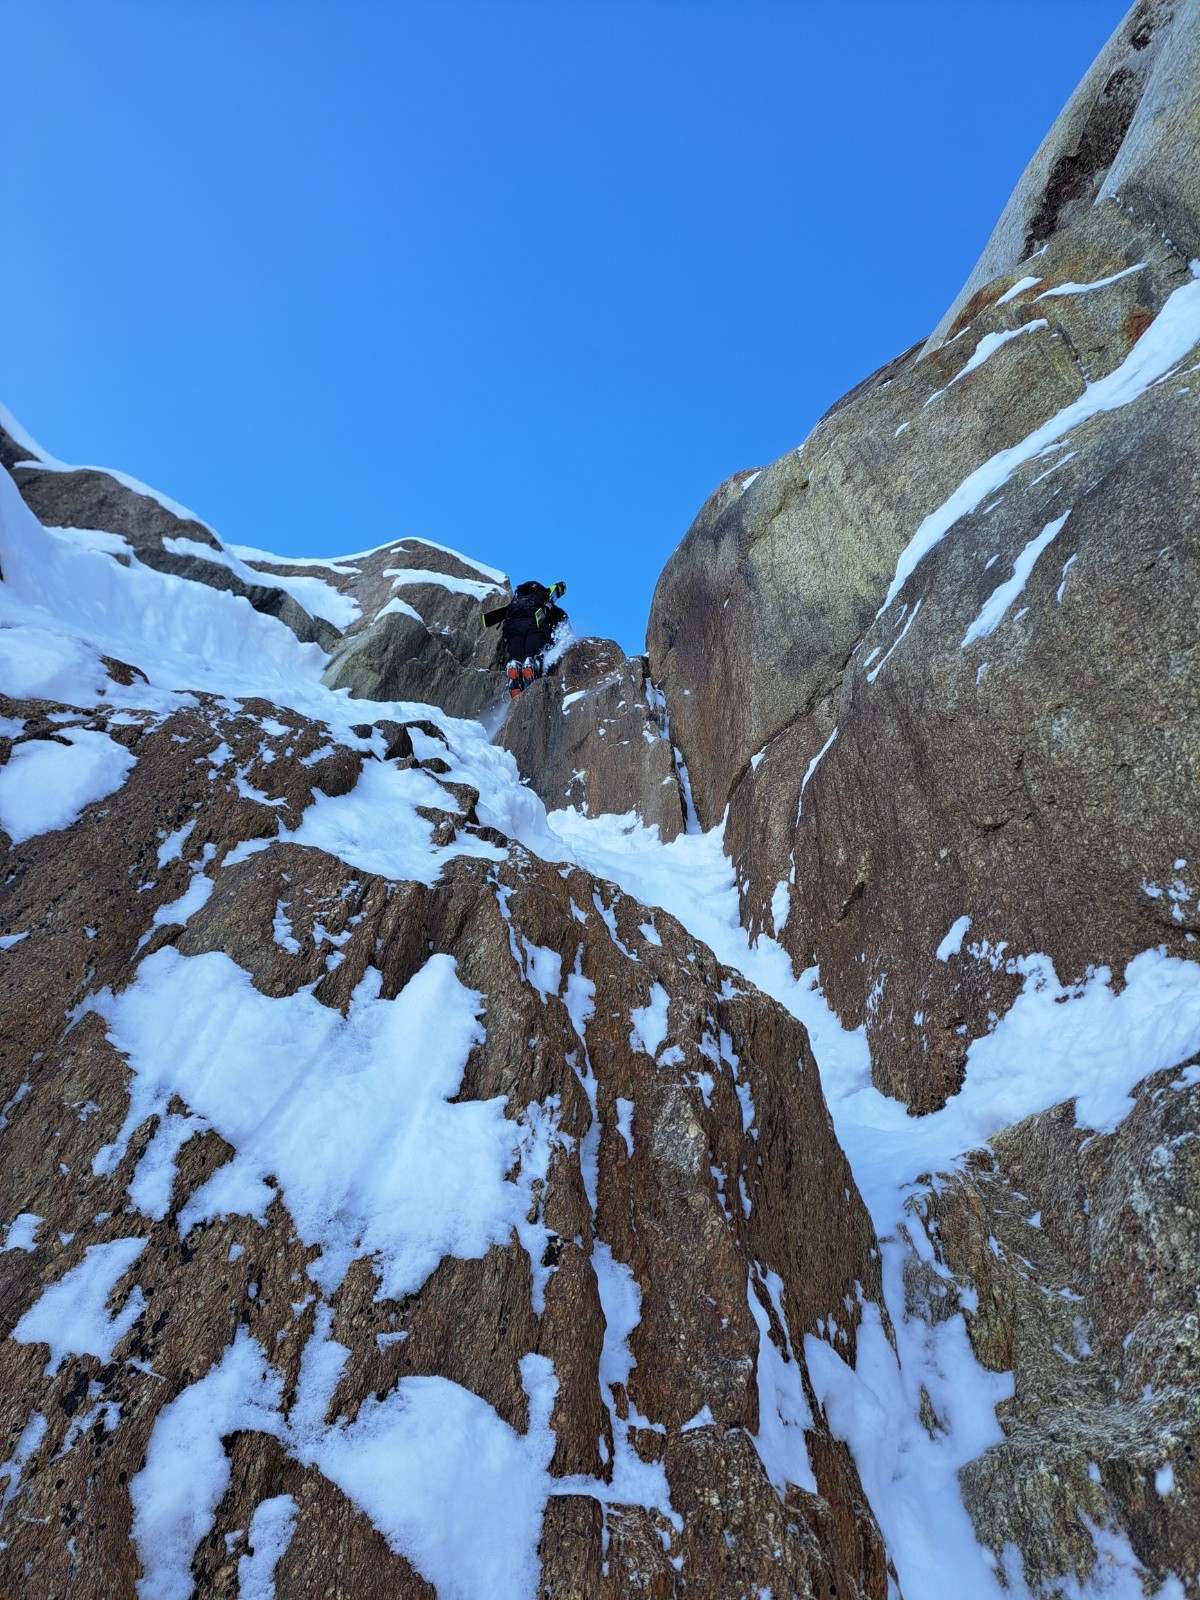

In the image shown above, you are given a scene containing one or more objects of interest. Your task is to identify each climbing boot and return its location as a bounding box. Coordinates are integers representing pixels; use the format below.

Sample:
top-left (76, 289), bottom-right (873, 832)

top-left (507, 660), bottom-right (524, 699)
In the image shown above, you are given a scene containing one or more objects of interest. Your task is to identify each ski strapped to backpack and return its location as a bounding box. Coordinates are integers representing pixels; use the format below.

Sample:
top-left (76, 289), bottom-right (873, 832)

top-left (482, 580), bottom-right (566, 630)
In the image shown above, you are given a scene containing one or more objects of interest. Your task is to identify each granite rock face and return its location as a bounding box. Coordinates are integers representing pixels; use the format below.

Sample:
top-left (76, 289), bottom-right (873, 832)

top-left (909, 1059), bottom-right (1200, 1597)
top-left (645, 3), bottom-right (1200, 1589)
top-left (0, 671), bottom-right (889, 1599)
top-left (648, 0), bottom-right (1200, 1113)
top-left (317, 535), bottom-right (510, 721)
top-left (498, 637), bottom-right (687, 842)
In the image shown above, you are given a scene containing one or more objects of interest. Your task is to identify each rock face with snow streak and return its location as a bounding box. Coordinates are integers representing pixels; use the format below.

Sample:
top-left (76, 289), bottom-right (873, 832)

top-left (909, 1056), bottom-right (1200, 1596)
top-left (498, 636), bottom-right (687, 842)
top-left (649, 0), bottom-right (1200, 1113)
top-left (318, 536), bottom-right (512, 720)
top-left (645, 1), bottom-right (1200, 1592)
top-left (0, 465), bottom-right (891, 1596)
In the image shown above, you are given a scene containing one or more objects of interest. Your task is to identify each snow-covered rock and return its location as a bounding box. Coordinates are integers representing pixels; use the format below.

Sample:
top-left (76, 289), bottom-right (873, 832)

top-left (0, 444), bottom-right (888, 1598)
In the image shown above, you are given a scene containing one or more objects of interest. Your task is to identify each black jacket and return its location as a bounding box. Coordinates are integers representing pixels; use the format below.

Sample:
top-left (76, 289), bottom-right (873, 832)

top-left (500, 582), bottom-right (567, 660)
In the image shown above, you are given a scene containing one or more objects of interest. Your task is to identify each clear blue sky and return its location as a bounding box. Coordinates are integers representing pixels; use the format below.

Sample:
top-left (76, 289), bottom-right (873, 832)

top-left (1, 0), bottom-right (1129, 654)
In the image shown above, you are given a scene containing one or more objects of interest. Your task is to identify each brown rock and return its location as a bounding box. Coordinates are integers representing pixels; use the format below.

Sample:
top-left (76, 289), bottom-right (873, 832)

top-left (912, 1059), bottom-right (1200, 1595)
top-left (647, 5), bottom-right (1200, 1113)
top-left (0, 672), bottom-right (887, 1596)
top-left (498, 636), bottom-right (686, 839)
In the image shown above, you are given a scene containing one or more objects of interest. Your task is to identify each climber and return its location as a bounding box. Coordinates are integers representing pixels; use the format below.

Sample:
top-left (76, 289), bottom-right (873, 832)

top-left (483, 580), bottom-right (568, 699)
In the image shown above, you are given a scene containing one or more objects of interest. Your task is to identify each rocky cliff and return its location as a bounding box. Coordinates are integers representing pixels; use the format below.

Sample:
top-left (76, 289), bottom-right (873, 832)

top-left (648, 0), bottom-right (1200, 1591)
top-left (4, 4), bottom-right (1200, 1596)
top-left (0, 433), bottom-right (889, 1597)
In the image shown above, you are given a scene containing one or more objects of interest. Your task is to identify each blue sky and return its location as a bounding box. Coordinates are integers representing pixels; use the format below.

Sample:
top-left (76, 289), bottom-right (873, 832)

top-left (2, 0), bottom-right (1129, 654)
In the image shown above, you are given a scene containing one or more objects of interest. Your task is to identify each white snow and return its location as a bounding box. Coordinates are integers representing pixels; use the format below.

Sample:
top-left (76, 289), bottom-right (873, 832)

top-left (880, 273), bottom-right (1200, 614)
top-left (95, 951), bottom-right (537, 1299)
top-left (0, 1413), bottom-right (48, 1509)
top-left (938, 319), bottom-right (1048, 396)
top-left (226, 544), bottom-right (361, 576)
top-left (151, 869), bottom-right (214, 930)
top-left (156, 818), bottom-right (196, 867)
top-left (0, 400), bottom-right (56, 462)
top-left (272, 899), bottom-right (300, 955)
top-left (552, 1243), bottom-right (680, 1530)
top-left (0, 464), bottom-right (327, 707)
top-left (0, 726), bottom-right (136, 843)
top-left (995, 275), bottom-right (1042, 305)
top-left (13, 1237), bottom-right (147, 1372)
top-left (131, 1328), bottom-right (285, 1600)
top-left (748, 1268), bottom-right (818, 1494)
top-left (1037, 263), bottom-right (1146, 298)
top-left (867, 600), bottom-right (921, 684)
top-left (936, 916), bottom-right (972, 961)
top-left (1, 1213), bottom-right (42, 1252)
top-left (616, 1097), bottom-right (635, 1156)
top-left (961, 512), bottom-right (1070, 647)
top-left (392, 535), bottom-right (508, 586)
top-left (1057, 552), bottom-right (1079, 603)
top-left (383, 565), bottom-right (504, 601)
top-left (770, 880), bottom-right (790, 936)
top-left (277, 756), bottom-right (505, 885)
top-left (237, 1494), bottom-right (298, 1600)
top-left (311, 1351), bottom-right (557, 1599)
top-left (797, 727), bottom-right (838, 819)
top-left (162, 536), bottom-right (361, 630)
top-left (129, 1113), bottom-right (206, 1221)
top-left (630, 982), bottom-right (670, 1058)
top-left (374, 595), bottom-right (425, 625)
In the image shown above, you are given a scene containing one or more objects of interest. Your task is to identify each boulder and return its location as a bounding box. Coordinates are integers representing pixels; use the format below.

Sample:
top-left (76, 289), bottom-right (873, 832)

top-left (319, 536), bottom-right (509, 721)
top-left (497, 637), bottom-right (687, 841)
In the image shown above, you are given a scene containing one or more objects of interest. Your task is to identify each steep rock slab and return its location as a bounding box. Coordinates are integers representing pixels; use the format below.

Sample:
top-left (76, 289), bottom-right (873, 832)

top-left (906, 1061), bottom-right (1200, 1596)
top-left (782, 342), bottom-right (1200, 1110)
top-left (647, 0), bottom-right (1200, 1115)
top-left (497, 637), bottom-right (687, 841)
top-left (928, 0), bottom-right (1200, 349)
top-left (0, 678), bottom-right (890, 1596)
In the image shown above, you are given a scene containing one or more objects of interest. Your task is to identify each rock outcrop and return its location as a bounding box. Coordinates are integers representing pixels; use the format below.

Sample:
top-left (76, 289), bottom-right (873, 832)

top-left (317, 535), bottom-right (509, 721)
top-left (648, 0), bottom-right (1200, 1112)
top-left (498, 637), bottom-right (687, 842)
top-left (1, 415), bottom-right (684, 837)
top-left (909, 1056), bottom-right (1200, 1596)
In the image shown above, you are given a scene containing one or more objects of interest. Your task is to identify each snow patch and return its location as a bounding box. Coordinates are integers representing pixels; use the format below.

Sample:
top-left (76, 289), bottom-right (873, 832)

top-left (881, 276), bottom-right (1200, 614)
top-left (13, 1238), bottom-right (147, 1373)
top-left (96, 951), bottom-right (532, 1299)
top-left (0, 727), bottom-right (136, 844)
top-left (936, 917), bottom-right (972, 961)
top-left (630, 983), bottom-right (670, 1058)
top-left (961, 513), bottom-right (1070, 647)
